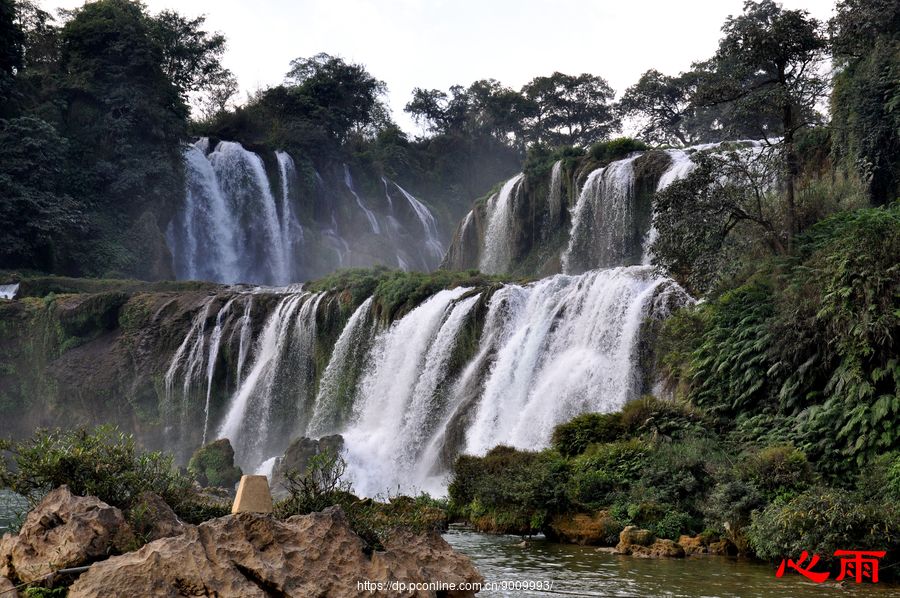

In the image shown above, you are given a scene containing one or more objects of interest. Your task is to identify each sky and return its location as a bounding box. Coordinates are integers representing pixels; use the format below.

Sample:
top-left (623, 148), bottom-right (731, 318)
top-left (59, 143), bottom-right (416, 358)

top-left (41, 0), bottom-right (837, 133)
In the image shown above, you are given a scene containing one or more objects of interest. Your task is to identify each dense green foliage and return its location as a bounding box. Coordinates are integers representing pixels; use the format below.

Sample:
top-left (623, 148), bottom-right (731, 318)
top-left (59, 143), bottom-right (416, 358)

top-left (829, 0), bottom-right (900, 204)
top-left (0, 426), bottom-right (230, 525)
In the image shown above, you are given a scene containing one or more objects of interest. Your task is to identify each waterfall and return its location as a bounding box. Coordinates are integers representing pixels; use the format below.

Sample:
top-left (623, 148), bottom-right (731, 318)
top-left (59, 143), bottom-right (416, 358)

top-left (233, 296), bottom-right (253, 387)
top-left (480, 173), bottom-right (525, 274)
top-left (202, 298), bottom-right (234, 444)
top-left (307, 297), bottom-right (375, 437)
top-left (562, 156), bottom-right (639, 274)
top-left (168, 143), bottom-right (240, 283)
top-left (547, 160), bottom-right (564, 226)
top-left (0, 284), bottom-right (18, 300)
top-left (341, 288), bottom-right (473, 494)
top-left (217, 292), bottom-right (323, 468)
top-left (343, 164), bottom-right (381, 234)
top-left (276, 150), bottom-right (304, 277)
top-left (387, 178), bottom-right (445, 268)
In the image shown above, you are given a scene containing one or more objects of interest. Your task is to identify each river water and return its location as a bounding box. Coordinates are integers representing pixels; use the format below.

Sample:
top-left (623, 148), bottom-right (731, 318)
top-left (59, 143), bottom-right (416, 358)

top-left (443, 525), bottom-right (895, 597)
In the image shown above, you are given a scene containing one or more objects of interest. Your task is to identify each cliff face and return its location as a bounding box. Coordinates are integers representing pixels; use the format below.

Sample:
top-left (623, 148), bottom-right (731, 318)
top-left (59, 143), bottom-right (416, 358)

top-left (441, 150), bottom-right (674, 277)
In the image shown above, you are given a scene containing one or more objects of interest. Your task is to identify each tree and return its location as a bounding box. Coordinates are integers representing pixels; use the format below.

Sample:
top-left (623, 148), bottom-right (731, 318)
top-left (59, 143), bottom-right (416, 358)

top-left (149, 10), bottom-right (232, 105)
top-left (0, 0), bottom-right (24, 107)
top-left (522, 72), bottom-right (619, 147)
top-left (619, 69), bottom-right (695, 145)
top-left (694, 0), bottom-right (828, 239)
top-left (284, 52), bottom-right (390, 141)
top-left (829, 0), bottom-right (900, 204)
top-left (0, 117), bottom-right (82, 269)
top-left (651, 146), bottom-right (784, 294)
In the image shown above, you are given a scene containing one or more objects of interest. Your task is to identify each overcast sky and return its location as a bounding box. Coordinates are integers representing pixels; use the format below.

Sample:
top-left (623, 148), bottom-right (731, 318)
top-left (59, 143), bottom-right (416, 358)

top-left (42, 0), bottom-right (836, 133)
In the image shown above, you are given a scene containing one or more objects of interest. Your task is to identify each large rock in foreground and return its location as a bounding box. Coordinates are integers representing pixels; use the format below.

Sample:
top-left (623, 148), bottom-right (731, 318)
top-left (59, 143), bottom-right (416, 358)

top-left (69, 506), bottom-right (482, 597)
top-left (0, 486), bottom-right (134, 583)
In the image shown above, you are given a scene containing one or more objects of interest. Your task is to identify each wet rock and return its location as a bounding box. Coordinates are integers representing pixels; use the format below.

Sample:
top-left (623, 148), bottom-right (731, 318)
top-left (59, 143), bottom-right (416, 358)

top-left (69, 506), bottom-right (482, 597)
top-left (547, 512), bottom-right (623, 546)
top-left (708, 538), bottom-right (738, 556)
top-left (616, 525), bottom-right (655, 549)
top-left (188, 438), bottom-right (243, 489)
top-left (1, 486), bottom-right (134, 583)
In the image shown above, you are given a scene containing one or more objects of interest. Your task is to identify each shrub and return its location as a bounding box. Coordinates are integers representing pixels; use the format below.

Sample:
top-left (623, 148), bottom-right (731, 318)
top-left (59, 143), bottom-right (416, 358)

top-left (739, 444), bottom-right (814, 500)
top-left (748, 488), bottom-right (900, 564)
top-left (551, 412), bottom-right (624, 457)
top-left (588, 137), bottom-right (648, 163)
top-left (705, 480), bottom-right (766, 553)
top-left (620, 396), bottom-right (709, 440)
top-left (448, 446), bottom-right (569, 535)
top-left (0, 426), bottom-right (192, 512)
top-left (651, 510), bottom-right (699, 540)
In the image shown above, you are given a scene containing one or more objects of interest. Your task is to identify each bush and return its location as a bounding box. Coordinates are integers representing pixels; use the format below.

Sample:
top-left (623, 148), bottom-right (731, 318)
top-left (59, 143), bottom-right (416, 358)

top-left (588, 137), bottom-right (648, 163)
top-left (739, 444), bottom-right (814, 501)
top-left (551, 412), bottom-right (624, 457)
top-left (449, 446), bottom-right (569, 535)
top-left (748, 488), bottom-right (900, 564)
top-left (620, 396), bottom-right (709, 439)
top-left (0, 426), bottom-right (192, 512)
top-left (705, 480), bottom-right (766, 553)
top-left (651, 510), bottom-right (699, 540)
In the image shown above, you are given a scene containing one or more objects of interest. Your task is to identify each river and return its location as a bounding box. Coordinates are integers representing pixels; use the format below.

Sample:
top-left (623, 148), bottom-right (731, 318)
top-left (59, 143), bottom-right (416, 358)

top-left (443, 525), bottom-right (895, 597)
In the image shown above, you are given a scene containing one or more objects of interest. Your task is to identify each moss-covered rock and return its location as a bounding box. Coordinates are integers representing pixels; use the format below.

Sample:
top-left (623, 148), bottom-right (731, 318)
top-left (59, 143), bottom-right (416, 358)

top-left (187, 438), bottom-right (242, 489)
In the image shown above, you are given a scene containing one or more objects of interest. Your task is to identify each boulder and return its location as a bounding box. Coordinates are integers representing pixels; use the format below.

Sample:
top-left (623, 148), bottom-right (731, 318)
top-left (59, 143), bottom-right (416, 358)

top-left (547, 512), bottom-right (623, 546)
top-left (616, 525), bottom-right (654, 549)
top-left (128, 493), bottom-right (188, 542)
top-left (188, 439), bottom-right (243, 489)
top-left (1, 486), bottom-right (134, 583)
top-left (69, 506), bottom-right (482, 597)
top-left (615, 526), bottom-right (685, 558)
top-left (271, 435), bottom-right (345, 497)
top-left (708, 538), bottom-right (738, 556)
top-left (677, 534), bottom-right (707, 556)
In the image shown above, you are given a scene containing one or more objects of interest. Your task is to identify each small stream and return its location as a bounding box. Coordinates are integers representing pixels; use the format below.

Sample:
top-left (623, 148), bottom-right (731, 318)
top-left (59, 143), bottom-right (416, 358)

top-left (443, 525), bottom-right (895, 597)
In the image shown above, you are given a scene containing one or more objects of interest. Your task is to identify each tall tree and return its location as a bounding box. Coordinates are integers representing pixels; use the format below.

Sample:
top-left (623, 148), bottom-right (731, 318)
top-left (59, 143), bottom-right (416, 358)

top-left (522, 72), bottom-right (618, 147)
top-left (0, 0), bottom-right (24, 108)
top-left (695, 0), bottom-right (828, 239)
top-left (618, 69), bottom-right (696, 145)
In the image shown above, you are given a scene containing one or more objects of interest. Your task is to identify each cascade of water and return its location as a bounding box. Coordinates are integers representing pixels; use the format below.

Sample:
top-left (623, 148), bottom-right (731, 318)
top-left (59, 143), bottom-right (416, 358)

top-left (163, 296), bottom-right (216, 446)
top-left (342, 287), bottom-right (472, 495)
top-left (465, 266), bottom-right (678, 455)
top-left (276, 151), bottom-right (304, 277)
top-left (202, 298), bottom-right (235, 444)
top-left (480, 173), bottom-right (525, 274)
top-left (217, 292), bottom-right (323, 469)
top-left (562, 156), bottom-right (639, 274)
top-left (547, 160), bottom-right (564, 225)
top-left (335, 266), bottom-right (690, 495)
top-left (209, 141), bottom-right (290, 285)
top-left (343, 164), bottom-right (380, 234)
top-left (307, 296), bottom-right (375, 437)
top-left (0, 283), bottom-right (18, 300)
top-left (168, 143), bottom-right (240, 282)
top-left (233, 296), bottom-right (253, 387)
top-left (387, 178), bottom-right (445, 268)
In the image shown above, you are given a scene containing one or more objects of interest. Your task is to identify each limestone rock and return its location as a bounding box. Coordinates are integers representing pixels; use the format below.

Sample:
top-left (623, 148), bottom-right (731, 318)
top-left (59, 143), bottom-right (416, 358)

top-left (708, 538), bottom-right (738, 556)
top-left (128, 493), bottom-right (188, 542)
top-left (629, 539), bottom-right (685, 559)
top-left (0, 534), bottom-right (14, 579)
top-left (231, 476), bottom-right (273, 514)
top-left (616, 525), bottom-right (654, 549)
top-left (677, 534), bottom-right (707, 555)
top-left (0, 575), bottom-right (16, 596)
top-left (69, 507), bottom-right (482, 598)
top-left (547, 512), bottom-right (623, 545)
top-left (2, 486), bottom-right (134, 583)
